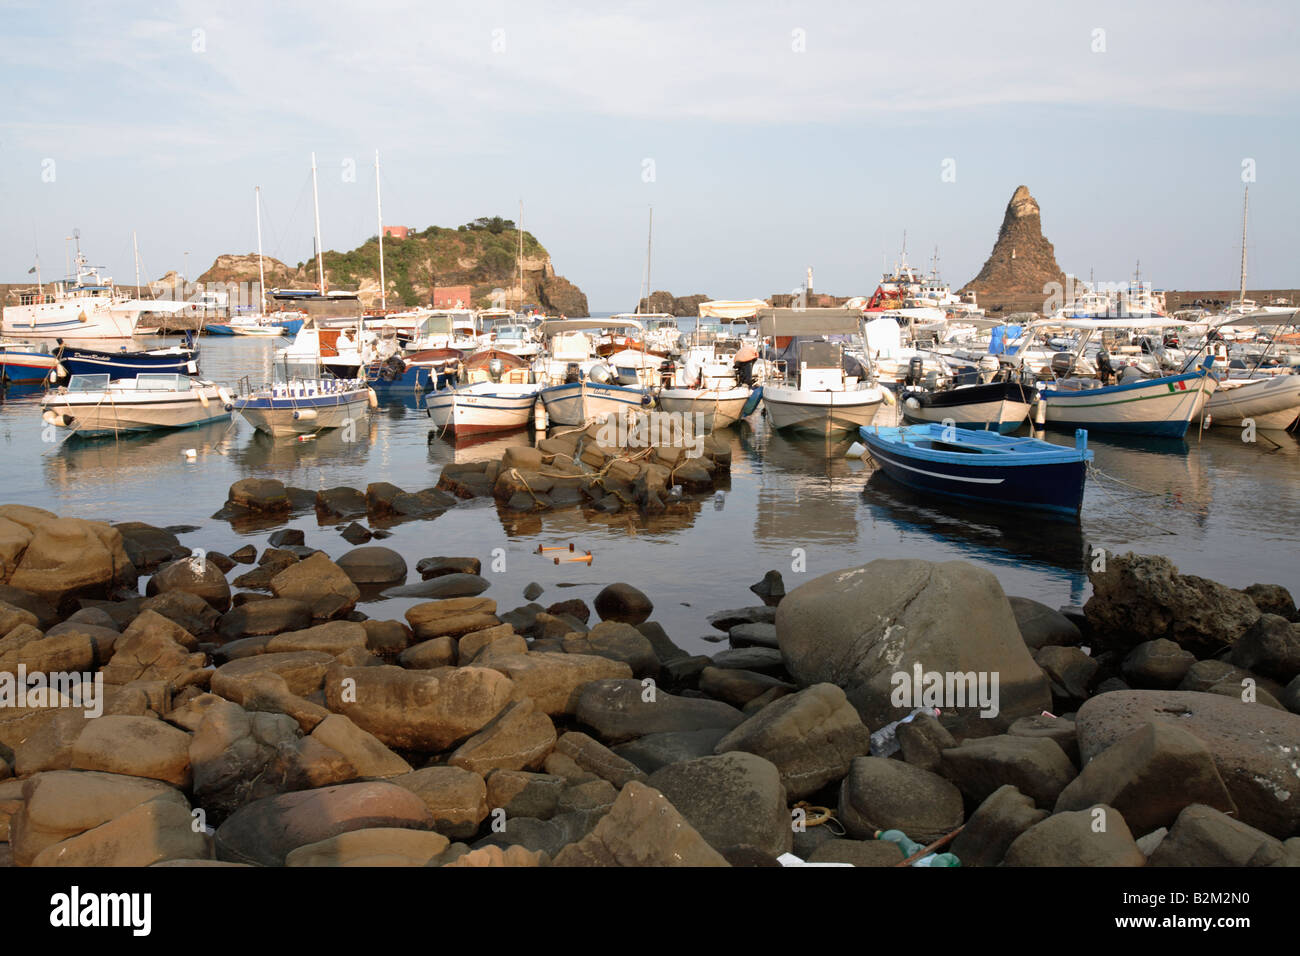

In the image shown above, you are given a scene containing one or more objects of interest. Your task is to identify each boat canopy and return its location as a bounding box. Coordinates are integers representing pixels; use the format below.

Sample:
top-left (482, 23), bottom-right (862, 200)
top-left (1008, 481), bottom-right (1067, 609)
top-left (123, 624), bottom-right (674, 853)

top-left (540, 318), bottom-right (642, 335)
top-left (1025, 317), bottom-right (1200, 332)
top-left (757, 308), bottom-right (862, 337)
top-left (699, 299), bottom-right (767, 320)
top-left (1209, 307), bottom-right (1298, 328)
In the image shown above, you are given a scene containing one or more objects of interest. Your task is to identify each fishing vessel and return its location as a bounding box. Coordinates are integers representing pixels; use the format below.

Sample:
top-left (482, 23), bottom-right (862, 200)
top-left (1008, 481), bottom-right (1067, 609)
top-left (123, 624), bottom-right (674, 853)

top-left (0, 342), bottom-right (58, 386)
top-left (235, 376), bottom-right (376, 438)
top-left (3, 240), bottom-right (192, 339)
top-left (425, 350), bottom-right (540, 436)
top-left (860, 423), bottom-right (1093, 517)
top-left (1205, 375), bottom-right (1300, 429)
top-left (40, 373), bottom-right (231, 437)
top-left (535, 319), bottom-right (651, 426)
top-left (1039, 357), bottom-right (1217, 438)
top-left (759, 309), bottom-right (884, 435)
top-left (900, 376), bottom-right (1035, 434)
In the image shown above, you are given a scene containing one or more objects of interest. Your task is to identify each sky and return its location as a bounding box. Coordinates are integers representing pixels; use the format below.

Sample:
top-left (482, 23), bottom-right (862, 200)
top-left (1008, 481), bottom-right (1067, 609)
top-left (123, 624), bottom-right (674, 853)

top-left (2, 0), bottom-right (1298, 310)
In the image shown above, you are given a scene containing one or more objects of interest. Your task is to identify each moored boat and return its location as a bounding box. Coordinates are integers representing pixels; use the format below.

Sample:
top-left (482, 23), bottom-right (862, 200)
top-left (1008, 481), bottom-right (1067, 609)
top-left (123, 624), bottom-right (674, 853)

top-left (53, 339), bottom-right (199, 380)
top-left (0, 341), bottom-right (58, 385)
top-left (900, 377), bottom-right (1034, 434)
top-left (859, 423), bottom-right (1093, 517)
top-left (1039, 358), bottom-right (1217, 438)
top-left (235, 377), bottom-right (375, 438)
top-left (426, 382), bottom-right (540, 436)
top-left (1205, 374), bottom-right (1300, 429)
top-left (40, 373), bottom-right (231, 437)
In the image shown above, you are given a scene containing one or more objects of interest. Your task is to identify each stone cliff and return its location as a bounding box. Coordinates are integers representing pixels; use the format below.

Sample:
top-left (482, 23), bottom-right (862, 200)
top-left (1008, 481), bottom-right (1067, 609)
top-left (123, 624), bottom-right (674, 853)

top-left (961, 186), bottom-right (1066, 298)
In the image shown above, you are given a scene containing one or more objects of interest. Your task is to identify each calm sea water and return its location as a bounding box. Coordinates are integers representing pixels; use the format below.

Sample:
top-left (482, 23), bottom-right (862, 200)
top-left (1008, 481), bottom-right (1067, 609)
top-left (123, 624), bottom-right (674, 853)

top-left (3, 334), bottom-right (1297, 655)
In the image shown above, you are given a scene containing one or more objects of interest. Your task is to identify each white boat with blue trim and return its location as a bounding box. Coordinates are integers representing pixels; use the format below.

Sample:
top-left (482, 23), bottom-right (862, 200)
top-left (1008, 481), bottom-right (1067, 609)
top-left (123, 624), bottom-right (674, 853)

top-left (425, 348), bottom-right (540, 435)
top-left (1039, 358), bottom-right (1217, 438)
top-left (235, 377), bottom-right (376, 438)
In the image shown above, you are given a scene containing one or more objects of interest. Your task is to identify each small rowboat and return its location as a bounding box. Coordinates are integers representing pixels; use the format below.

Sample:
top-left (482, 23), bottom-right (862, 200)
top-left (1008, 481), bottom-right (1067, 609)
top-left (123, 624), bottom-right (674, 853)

top-left (859, 423), bottom-right (1093, 517)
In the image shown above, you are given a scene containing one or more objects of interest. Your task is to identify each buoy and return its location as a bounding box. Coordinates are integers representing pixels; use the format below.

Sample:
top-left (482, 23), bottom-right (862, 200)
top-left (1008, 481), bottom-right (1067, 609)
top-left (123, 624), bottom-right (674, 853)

top-left (292, 408), bottom-right (318, 421)
top-left (367, 387), bottom-right (379, 408)
top-left (1034, 398), bottom-right (1046, 426)
top-left (183, 448), bottom-right (197, 460)
top-left (904, 396), bottom-right (920, 410)
top-left (217, 386), bottom-right (233, 405)
top-left (296, 434), bottom-right (317, 442)
top-left (42, 409), bottom-right (60, 426)
top-left (880, 388), bottom-right (897, 407)
top-left (534, 400), bottom-right (548, 431)
top-left (845, 441), bottom-right (866, 459)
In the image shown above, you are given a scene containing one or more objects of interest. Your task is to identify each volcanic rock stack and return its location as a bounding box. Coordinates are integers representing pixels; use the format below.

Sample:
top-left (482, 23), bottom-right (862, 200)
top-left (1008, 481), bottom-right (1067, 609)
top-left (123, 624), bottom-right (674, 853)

top-left (962, 186), bottom-right (1067, 297)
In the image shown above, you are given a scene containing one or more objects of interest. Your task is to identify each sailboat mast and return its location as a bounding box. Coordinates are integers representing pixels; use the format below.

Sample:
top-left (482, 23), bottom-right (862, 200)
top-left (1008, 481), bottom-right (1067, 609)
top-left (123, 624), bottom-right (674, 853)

top-left (517, 199), bottom-right (524, 309)
top-left (1239, 186), bottom-right (1249, 305)
top-left (254, 186), bottom-right (267, 312)
top-left (646, 206), bottom-right (654, 304)
top-left (375, 150), bottom-right (386, 310)
top-left (133, 231), bottom-right (141, 294)
top-left (311, 152), bottom-right (325, 296)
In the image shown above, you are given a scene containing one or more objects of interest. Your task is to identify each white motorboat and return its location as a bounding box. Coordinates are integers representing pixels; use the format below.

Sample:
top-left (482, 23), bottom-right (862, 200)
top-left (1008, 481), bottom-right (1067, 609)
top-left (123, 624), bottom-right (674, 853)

top-left (655, 341), bottom-right (758, 429)
top-left (235, 377), bottom-right (376, 438)
top-left (761, 340), bottom-right (884, 435)
top-left (533, 318), bottom-right (650, 426)
top-left (1205, 374), bottom-right (1300, 429)
top-left (41, 373), bottom-right (231, 437)
top-left (426, 382), bottom-right (540, 436)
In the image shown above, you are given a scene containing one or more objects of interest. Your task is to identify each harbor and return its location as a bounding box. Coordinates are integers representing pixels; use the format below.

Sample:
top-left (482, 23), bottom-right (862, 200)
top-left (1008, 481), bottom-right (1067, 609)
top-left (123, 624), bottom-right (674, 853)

top-left (2, 2), bottom-right (1299, 901)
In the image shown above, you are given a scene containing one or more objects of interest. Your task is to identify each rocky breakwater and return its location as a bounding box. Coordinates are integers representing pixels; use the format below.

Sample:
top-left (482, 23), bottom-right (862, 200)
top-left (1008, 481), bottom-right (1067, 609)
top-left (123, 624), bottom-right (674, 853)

top-left (435, 420), bottom-right (732, 518)
top-left (1, 509), bottom-right (1297, 867)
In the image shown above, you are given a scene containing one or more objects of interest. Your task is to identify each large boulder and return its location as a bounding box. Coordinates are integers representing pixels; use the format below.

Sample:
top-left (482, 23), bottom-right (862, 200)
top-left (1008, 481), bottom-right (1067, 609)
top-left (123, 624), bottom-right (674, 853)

top-left (99, 610), bottom-right (208, 691)
top-left (939, 736), bottom-right (1077, 809)
top-left (335, 547), bottom-right (408, 586)
top-left (480, 652), bottom-right (632, 716)
top-left (1075, 690), bottom-right (1300, 838)
top-left (645, 752), bottom-right (791, 858)
top-left (285, 827), bottom-right (449, 866)
top-left (551, 780), bottom-right (729, 866)
top-left (1084, 552), bottom-right (1260, 653)
top-left (1008, 596), bottom-right (1081, 650)
top-left (216, 598), bottom-right (313, 642)
top-left (9, 517), bottom-right (137, 604)
top-left (1148, 803), bottom-right (1290, 867)
top-left (114, 522), bottom-right (189, 572)
top-left (776, 559), bottom-right (1050, 735)
top-left (712, 683), bottom-right (871, 800)
top-left (214, 781), bottom-right (436, 866)
top-left (574, 679), bottom-right (745, 744)
top-left (31, 796), bottom-right (210, 867)
top-left (447, 699), bottom-right (557, 775)
top-left (838, 757), bottom-right (964, 844)
top-left (270, 552), bottom-right (360, 620)
top-left (322, 664), bottom-right (514, 752)
top-left (405, 597), bottom-right (498, 641)
top-left (563, 621), bottom-right (659, 679)
top-left (70, 715), bottom-right (192, 787)
top-left (1230, 614), bottom-right (1300, 683)
top-left (1002, 805), bottom-right (1145, 867)
top-left (1055, 720), bottom-right (1235, 834)
top-left (950, 785), bottom-right (1048, 867)
top-left (593, 584), bottom-right (654, 625)
top-left (391, 767), bottom-right (489, 839)
top-left (146, 557), bottom-right (232, 613)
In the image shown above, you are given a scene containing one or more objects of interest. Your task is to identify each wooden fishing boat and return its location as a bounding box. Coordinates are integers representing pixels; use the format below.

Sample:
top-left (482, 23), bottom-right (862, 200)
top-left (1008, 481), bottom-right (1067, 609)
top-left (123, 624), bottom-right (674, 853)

top-left (900, 378), bottom-right (1034, 434)
top-left (41, 373), bottom-right (231, 437)
top-left (859, 423), bottom-right (1093, 517)
top-left (235, 378), bottom-right (376, 438)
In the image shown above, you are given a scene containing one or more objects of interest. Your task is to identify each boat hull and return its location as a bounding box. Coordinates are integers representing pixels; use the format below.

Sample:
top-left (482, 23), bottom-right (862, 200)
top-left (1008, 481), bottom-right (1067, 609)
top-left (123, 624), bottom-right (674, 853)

top-left (539, 381), bottom-right (649, 426)
top-left (56, 346), bottom-right (198, 380)
top-left (860, 424), bottom-right (1091, 517)
top-left (426, 384), bottom-right (539, 436)
top-left (1041, 368), bottom-right (1217, 438)
top-left (236, 388), bottom-right (372, 438)
top-left (0, 350), bottom-right (58, 383)
top-left (656, 386), bottom-right (753, 429)
top-left (900, 380), bottom-right (1033, 434)
top-left (1206, 375), bottom-right (1300, 429)
top-left (762, 385), bottom-right (883, 435)
top-left (3, 299), bottom-right (139, 338)
top-left (41, 387), bottom-right (230, 437)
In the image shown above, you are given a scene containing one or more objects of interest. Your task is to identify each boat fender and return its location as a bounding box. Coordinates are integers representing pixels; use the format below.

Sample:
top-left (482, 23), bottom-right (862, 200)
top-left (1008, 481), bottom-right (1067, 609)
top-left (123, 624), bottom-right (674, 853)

top-left (186, 361), bottom-right (198, 374)
top-left (367, 388), bottom-right (379, 408)
top-left (217, 386), bottom-right (233, 405)
top-left (293, 408), bottom-right (318, 421)
top-left (197, 390), bottom-right (210, 408)
top-left (904, 396), bottom-right (920, 410)
top-left (42, 409), bottom-right (60, 426)
top-left (880, 387), bottom-right (897, 407)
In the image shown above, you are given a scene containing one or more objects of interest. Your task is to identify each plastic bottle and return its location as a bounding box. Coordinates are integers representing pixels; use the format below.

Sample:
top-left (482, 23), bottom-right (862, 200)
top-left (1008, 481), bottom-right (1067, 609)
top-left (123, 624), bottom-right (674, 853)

top-left (868, 706), bottom-right (941, 758)
top-left (875, 828), bottom-right (961, 867)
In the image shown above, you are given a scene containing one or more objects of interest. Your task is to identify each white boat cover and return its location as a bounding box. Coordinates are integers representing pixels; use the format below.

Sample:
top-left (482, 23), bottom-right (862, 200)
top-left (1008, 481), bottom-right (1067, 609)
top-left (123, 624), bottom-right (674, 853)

top-left (699, 299), bottom-right (768, 320)
top-left (757, 308), bottom-right (862, 337)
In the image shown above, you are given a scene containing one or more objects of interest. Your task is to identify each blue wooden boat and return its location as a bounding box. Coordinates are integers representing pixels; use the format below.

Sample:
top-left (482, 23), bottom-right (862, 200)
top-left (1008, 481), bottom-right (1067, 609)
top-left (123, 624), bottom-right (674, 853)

top-left (858, 423), bottom-right (1093, 517)
top-left (54, 338), bottom-right (198, 380)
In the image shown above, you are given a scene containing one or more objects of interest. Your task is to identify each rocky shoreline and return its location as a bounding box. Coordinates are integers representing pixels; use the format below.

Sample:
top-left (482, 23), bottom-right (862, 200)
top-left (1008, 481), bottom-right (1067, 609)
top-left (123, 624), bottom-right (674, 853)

top-left (0, 495), bottom-right (1297, 867)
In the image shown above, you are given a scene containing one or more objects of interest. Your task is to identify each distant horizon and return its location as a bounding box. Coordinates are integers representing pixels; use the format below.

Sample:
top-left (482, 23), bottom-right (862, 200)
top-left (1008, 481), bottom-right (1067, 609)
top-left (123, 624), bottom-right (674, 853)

top-left (4, 1), bottom-right (1298, 311)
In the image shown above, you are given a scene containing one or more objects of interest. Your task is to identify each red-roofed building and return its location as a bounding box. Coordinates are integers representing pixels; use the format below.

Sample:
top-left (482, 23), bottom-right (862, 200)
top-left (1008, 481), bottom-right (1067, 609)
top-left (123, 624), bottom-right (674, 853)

top-left (433, 285), bottom-right (473, 308)
top-left (382, 225), bottom-right (410, 239)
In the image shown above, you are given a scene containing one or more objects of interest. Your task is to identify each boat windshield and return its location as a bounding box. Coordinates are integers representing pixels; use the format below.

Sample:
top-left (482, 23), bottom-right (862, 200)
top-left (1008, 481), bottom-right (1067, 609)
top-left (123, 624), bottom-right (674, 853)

top-left (67, 374), bottom-right (111, 392)
top-left (136, 373), bottom-right (191, 391)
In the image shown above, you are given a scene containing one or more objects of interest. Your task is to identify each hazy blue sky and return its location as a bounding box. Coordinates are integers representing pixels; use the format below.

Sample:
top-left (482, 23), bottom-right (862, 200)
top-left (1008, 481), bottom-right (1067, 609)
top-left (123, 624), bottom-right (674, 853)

top-left (3, 1), bottom-right (1297, 310)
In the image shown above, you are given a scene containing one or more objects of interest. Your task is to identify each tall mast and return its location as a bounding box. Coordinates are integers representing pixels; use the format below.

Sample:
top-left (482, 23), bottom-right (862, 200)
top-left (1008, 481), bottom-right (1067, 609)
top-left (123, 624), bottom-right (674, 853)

top-left (375, 149), bottom-right (386, 310)
top-left (1238, 185), bottom-right (1249, 305)
top-left (132, 231), bottom-right (141, 294)
top-left (516, 199), bottom-right (524, 309)
top-left (311, 152), bottom-right (325, 296)
top-left (639, 206), bottom-right (653, 315)
top-left (255, 186), bottom-right (267, 312)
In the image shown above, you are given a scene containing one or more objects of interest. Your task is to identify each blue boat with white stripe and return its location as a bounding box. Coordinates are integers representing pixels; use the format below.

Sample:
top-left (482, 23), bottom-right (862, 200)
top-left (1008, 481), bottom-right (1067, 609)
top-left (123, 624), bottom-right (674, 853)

top-left (859, 423), bottom-right (1093, 517)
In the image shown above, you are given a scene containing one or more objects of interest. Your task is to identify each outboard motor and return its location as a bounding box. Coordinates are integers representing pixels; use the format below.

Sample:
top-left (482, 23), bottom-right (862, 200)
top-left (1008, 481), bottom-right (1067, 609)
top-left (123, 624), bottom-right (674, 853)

top-left (659, 359), bottom-right (676, 388)
top-left (487, 356), bottom-right (505, 382)
top-left (977, 354), bottom-right (999, 383)
top-left (1051, 352), bottom-right (1075, 378)
top-left (735, 356), bottom-right (757, 386)
top-left (587, 363), bottom-right (613, 385)
top-left (1095, 348), bottom-right (1112, 385)
top-left (1118, 365), bottom-right (1145, 384)
top-left (922, 369), bottom-right (941, 390)
top-left (564, 362), bottom-right (582, 384)
top-left (905, 356), bottom-right (925, 386)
